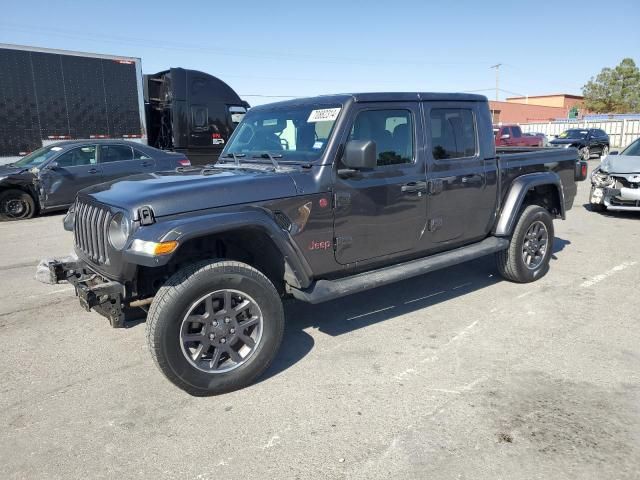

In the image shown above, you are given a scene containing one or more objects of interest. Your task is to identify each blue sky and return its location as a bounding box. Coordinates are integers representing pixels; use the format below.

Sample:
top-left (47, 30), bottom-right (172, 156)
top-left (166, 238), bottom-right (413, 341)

top-left (1, 0), bottom-right (638, 105)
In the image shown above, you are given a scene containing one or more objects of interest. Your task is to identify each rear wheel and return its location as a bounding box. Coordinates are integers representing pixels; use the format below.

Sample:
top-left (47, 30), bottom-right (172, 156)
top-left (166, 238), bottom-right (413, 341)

top-left (146, 260), bottom-right (284, 396)
top-left (496, 205), bottom-right (554, 283)
top-left (0, 189), bottom-right (36, 220)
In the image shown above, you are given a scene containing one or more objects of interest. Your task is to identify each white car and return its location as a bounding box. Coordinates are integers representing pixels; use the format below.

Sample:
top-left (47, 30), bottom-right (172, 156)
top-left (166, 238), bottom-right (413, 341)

top-left (589, 138), bottom-right (640, 212)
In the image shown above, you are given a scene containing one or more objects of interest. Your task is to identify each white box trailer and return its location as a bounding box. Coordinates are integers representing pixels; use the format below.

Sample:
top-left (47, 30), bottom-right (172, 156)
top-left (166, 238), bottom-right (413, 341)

top-left (0, 43), bottom-right (147, 164)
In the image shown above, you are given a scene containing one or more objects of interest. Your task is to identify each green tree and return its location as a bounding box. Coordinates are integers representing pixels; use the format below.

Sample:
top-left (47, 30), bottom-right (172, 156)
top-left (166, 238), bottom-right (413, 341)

top-left (582, 58), bottom-right (640, 113)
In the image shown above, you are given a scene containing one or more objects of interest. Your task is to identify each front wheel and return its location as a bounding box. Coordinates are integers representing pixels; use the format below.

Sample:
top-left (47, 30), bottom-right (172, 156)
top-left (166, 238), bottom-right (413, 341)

top-left (496, 205), bottom-right (554, 283)
top-left (600, 145), bottom-right (609, 158)
top-left (580, 146), bottom-right (590, 160)
top-left (0, 189), bottom-right (36, 220)
top-left (146, 260), bottom-right (284, 396)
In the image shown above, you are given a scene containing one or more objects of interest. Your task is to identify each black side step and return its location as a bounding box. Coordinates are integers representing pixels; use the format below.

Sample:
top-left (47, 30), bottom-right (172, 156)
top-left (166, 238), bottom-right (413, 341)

top-left (289, 236), bottom-right (509, 304)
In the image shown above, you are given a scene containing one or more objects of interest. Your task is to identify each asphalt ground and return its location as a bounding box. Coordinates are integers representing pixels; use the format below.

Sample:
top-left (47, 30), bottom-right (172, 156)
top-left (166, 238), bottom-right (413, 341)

top-left (1, 165), bottom-right (639, 479)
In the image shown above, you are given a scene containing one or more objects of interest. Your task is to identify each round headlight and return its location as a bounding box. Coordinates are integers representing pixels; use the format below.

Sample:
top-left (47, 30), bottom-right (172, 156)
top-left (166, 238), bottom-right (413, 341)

top-left (108, 213), bottom-right (130, 250)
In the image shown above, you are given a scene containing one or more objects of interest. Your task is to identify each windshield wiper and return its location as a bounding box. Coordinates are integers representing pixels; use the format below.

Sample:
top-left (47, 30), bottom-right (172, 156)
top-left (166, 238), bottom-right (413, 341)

top-left (223, 152), bottom-right (245, 166)
top-left (252, 153), bottom-right (283, 171)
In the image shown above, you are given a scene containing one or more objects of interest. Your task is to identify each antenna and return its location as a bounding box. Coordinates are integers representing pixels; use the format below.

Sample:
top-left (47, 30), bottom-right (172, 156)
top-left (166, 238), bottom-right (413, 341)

top-left (490, 63), bottom-right (502, 102)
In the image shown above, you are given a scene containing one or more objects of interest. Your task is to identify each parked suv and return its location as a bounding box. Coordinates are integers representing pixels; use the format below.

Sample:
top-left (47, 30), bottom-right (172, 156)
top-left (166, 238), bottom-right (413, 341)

top-left (44, 92), bottom-right (580, 395)
top-left (549, 128), bottom-right (609, 160)
top-left (0, 140), bottom-right (190, 220)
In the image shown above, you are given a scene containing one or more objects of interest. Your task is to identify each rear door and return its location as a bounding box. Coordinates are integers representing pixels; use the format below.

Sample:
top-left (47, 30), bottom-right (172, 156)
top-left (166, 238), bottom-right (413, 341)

top-left (333, 103), bottom-right (427, 264)
top-left (40, 144), bottom-right (101, 207)
top-left (99, 144), bottom-right (155, 182)
top-left (422, 102), bottom-right (498, 245)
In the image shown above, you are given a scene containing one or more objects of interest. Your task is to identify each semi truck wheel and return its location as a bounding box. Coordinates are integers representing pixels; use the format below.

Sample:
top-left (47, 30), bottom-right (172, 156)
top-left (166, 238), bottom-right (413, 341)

top-left (0, 189), bottom-right (36, 220)
top-left (496, 205), bottom-right (554, 283)
top-left (146, 260), bottom-right (284, 396)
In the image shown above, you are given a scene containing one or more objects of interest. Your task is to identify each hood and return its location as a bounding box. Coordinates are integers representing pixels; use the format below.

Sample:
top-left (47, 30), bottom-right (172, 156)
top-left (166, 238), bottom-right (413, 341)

top-left (600, 155), bottom-right (640, 174)
top-left (0, 164), bottom-right (31, 178)
top-left (549, 138), bottom-right (583, 146)
top-left (79, 166), bottom-right (300, 218)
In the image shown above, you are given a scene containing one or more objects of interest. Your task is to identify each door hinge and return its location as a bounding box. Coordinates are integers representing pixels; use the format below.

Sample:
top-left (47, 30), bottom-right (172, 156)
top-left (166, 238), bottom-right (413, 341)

top-left (334, 191), bottom-right (351, 208)
top-left (428, 179), bottom-right (443, 195)
top-left (334, 236), bottom-right (352, 250)
top-left (427, 217), bottom-right (443, 232)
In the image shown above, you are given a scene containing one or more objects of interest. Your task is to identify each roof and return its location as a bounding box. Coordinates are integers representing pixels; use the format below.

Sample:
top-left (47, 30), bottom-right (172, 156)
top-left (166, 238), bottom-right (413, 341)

top-left (252, 92), bottom-right (487, 109)
top-left (506, 93), bottom-right (584, 100)
top-left (0, 43), bottom-right (140, 63)
top-left (47, 139), bottom-right (153, 148)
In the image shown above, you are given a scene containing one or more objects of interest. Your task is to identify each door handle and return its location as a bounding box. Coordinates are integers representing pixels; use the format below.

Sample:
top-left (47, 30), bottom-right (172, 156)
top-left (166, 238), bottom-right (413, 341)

top-left (461, 174), bottom-right (483, 184)
top-left (401, 181), bottom-right (427, 193)
top-left (88, 168), bottom-right (98, 174)
top-left (142, 162), bottom-right (151, 167)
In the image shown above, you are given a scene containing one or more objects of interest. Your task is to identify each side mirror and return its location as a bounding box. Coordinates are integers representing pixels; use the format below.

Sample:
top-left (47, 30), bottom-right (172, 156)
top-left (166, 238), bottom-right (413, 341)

top-left (500, 134), bottom-right (510, 140)
top-left (47, 161), bottom-right (59, 170)
top-left (608, 151), bottom-right (619, 155)
top-left (340, 140), bottom-right (377, 175)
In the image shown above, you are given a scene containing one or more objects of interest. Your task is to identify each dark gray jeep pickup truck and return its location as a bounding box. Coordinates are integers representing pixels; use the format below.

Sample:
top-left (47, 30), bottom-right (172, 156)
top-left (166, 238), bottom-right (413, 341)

top-left (46, 93), bottom-right (579, 395)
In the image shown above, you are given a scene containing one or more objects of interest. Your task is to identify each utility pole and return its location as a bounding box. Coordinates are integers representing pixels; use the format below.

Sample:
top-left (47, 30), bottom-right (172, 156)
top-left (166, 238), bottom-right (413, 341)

top-left (490, 63), bottom-right (502, 102)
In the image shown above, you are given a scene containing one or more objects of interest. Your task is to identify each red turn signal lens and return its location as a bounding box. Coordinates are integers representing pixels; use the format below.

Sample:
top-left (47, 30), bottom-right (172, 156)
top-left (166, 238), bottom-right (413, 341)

top-left (178, 158), bottom-right (191, 166)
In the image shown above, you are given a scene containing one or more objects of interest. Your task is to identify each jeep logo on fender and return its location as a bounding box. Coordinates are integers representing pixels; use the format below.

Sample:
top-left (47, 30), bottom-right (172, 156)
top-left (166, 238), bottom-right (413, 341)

top-left (309, 240), bottom-right (332, 251)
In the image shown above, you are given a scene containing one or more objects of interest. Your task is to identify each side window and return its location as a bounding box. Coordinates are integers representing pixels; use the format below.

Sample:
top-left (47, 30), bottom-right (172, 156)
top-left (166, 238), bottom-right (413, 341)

top-left (133, 149), bottom-right (151, 160)
top-left (191, 106), bottom-right (209, 132)
top-left (430, 108), bottom-right (477, 159)
top-left (99, 145), bottom-right (134, 163)
top-left (55, 146), bottom-right (97, 167)
top-left (349, 109), bottom-right (413, 166)
top-left (512, 126), bottom-right (522, 138)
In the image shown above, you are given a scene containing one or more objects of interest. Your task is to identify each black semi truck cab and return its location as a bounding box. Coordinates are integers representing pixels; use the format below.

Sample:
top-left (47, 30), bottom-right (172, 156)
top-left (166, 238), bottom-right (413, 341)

top-left (145, 68), bottom-right (250, 165)
top-left (44, 92), bottom-right (582, 396)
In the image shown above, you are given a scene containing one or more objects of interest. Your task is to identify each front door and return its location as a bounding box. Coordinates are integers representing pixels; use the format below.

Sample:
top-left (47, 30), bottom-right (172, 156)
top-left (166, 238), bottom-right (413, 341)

top-left (40, 144), bottom-right (101, 207)
top-left (333, 104), bottom-right (427, 265)
top-left (422, 102), bottom-right (498, 246)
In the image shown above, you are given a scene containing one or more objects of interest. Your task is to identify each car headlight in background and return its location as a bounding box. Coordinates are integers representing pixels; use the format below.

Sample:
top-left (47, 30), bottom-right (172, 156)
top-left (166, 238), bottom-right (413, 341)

top-left (565, 143), bottom-right (575, 148)
top-left (108, 213), bottom-right (130, 250)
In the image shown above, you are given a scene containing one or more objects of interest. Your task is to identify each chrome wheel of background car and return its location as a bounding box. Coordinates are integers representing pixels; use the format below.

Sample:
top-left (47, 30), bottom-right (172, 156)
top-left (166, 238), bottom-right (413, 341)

top-left (179, 289), bottom-right (263, 374)
top-left (581, 147), bottom-right (590, 160)
top-left (521, 220), bottom-right (549, 270)
top-left (601, 145), bottom-right (609, 157)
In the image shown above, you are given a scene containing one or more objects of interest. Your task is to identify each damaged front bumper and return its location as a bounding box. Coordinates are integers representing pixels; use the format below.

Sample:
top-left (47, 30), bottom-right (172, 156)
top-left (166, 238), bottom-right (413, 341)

top-left (590, 185), bottom-right (640, 211)
top-left (38, 257), bottom-right (128, 328)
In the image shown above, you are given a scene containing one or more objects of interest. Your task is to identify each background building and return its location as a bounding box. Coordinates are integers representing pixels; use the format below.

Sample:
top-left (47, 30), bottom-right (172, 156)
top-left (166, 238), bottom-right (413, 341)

top-left (490, 93), bottom-right (584, 124)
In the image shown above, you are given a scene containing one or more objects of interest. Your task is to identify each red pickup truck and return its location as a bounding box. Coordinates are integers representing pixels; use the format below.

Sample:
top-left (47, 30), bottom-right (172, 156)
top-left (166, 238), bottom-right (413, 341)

top-left (494, 125), bottom-right (543, 147)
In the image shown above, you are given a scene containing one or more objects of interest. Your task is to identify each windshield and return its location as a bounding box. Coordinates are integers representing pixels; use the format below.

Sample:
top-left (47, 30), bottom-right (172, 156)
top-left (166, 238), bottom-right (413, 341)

top-left (558, 129), bottom-right (588, 139)
top-left (11, 145), bottom-right (64, 167)
top-left (622, 138), bottom-right (640, 156)
top-left (223, 104), bottom-right (342, 162)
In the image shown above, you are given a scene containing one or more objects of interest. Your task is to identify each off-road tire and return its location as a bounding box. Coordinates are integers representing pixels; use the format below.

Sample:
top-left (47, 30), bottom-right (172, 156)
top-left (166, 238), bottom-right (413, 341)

top-left (0, 189), bottom-right (36, 220)
top-left (496, 205), bottom-right (554, 283)
top-left (146, 260), bottom-right (284, 396)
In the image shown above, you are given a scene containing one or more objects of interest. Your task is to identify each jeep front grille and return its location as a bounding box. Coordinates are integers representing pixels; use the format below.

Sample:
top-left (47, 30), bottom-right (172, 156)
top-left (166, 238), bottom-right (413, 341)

top-left (74, 201), bottom-right (111, 264)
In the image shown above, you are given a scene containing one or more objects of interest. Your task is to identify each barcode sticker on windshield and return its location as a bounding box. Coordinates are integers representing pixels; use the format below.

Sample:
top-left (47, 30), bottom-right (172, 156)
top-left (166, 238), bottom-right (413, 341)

top-left (307, 108), bottom-right (341, 123)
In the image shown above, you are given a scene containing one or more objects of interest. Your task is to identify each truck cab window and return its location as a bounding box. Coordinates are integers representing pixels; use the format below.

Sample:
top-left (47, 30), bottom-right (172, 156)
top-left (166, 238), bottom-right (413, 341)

top-left (512, 126), bottom-right (522, 138)
top-left (430, 109), bottom-right (477, 160)
top-left (349, 109), bottom-right (413, 166)
top-left (56, 146), bottom-right (97, 167)
top-left (100, 145), bottom-right (133, 163)
top-left (191, 106), bottom-right (209, 131)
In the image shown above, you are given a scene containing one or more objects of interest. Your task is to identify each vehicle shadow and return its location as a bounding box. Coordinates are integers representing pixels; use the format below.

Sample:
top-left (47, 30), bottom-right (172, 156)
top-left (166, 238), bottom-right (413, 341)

top-left (260, 236), bottom-right (571, 382)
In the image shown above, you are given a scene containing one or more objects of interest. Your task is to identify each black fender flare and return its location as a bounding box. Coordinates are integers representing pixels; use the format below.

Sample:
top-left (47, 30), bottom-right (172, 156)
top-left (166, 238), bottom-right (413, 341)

top-left (494, 172), bottom-right (565, 236)
top-left (123, 207), bottom-right (314, 289)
